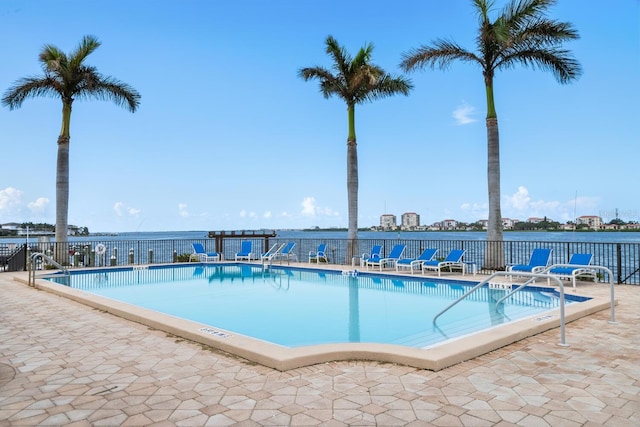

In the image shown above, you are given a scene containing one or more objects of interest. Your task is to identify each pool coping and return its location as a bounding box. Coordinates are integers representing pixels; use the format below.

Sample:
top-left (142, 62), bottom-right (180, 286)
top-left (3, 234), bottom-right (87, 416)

top-left (14, 268), bottom-right (612, 372)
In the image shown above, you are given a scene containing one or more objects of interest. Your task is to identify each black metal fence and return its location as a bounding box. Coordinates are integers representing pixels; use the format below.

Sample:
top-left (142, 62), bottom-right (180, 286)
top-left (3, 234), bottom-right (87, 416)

top-left (3, 237), bottom-right (639, 285)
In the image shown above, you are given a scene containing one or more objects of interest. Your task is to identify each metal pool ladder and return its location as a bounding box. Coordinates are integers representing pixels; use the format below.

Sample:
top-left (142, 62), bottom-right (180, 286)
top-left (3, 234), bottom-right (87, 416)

top-left (28, 252), bottom-right (70, 287)
top-left (432, 270), bottom-right (616, 347)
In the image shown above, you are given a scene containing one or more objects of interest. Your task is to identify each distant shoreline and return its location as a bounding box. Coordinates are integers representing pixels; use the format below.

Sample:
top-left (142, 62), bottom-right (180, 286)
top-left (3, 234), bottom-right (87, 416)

top-left (301, 228), bottom-right (638, 233)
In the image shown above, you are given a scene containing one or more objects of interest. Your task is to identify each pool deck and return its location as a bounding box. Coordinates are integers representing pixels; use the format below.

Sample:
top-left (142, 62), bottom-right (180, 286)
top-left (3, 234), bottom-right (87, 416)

top-left (1, 265), bottom-right (639, 426)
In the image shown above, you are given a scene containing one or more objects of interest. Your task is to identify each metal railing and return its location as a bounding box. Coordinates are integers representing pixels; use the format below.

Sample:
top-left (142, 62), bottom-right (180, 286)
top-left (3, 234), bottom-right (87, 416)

top-left (4, 237), bottom-right (639, 284)
top-left (433, 270), bottom-right (616, 347)
top-left (29, 252), bottom-right (70, 286)
top-left (1, 244), bottom-right (27, 272)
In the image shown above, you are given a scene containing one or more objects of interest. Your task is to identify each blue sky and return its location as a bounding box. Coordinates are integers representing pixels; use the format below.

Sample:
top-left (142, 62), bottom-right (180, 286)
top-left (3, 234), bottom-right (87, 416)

top-left (1, 0), bottom-right (639, 233)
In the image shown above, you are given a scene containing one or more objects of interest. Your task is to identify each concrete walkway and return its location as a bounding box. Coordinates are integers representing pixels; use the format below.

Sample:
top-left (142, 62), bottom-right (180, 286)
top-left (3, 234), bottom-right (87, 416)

top-left (0, 272), bottom-right (638, 426)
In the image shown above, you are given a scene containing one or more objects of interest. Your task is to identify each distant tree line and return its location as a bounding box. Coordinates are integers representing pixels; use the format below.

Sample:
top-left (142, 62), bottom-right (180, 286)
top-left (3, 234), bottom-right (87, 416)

top-left (0, 222), bottom-right (89, 236)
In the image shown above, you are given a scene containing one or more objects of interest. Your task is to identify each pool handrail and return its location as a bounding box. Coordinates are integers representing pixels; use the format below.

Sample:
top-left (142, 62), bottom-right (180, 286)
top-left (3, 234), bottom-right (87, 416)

top-left (540, 263), bottom-right (616, 324)
top-left (29, 252), bottom-right (70, 287)
top-left (432, 270), bottom-right (616, 347)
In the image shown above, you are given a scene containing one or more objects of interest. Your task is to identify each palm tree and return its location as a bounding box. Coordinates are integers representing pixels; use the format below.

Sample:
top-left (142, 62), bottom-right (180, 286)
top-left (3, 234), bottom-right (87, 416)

top-left (3, 35), bottom-right (141, 263)
top-left (299, 35), bottom-right (412, 261)
top-left (400, 0), bottom-right (581, 269)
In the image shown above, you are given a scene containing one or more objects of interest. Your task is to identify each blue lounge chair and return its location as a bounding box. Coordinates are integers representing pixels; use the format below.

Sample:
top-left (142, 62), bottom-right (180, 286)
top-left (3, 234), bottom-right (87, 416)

top-left (192, 243), bottom-right (220, 263)
top-left (309, 243), bottom-right (328, 263)
top-left (358, 245), bottom-right (382, 267)
top-left (422, 249), bottom-right (466, 276)
top-left (396, 248), bottom-right (438, 274)
top-left (367, 244), bottom-right (406, 271)
top-left (507, 248), bottom-right (552, 274)
top-left (547, 253), bottom-right (596, 288)
top-left (235, 240), bottom-right (253, 261)
top-left (274, 242), bottom-right (297, 263)
top-left (261, 243), bottom-right (285, 262)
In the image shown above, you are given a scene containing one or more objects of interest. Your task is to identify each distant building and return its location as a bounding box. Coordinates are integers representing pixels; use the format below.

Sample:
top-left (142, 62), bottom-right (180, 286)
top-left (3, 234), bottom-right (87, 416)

top-left (527, 217), bottom-right (545, 224)
top-left (1, 222), bottom-right (21, 231)
top-left (401, 212), bottom-right (420, 230)
top-left (577, 215), bottom-right (603, 229)
top-left (502, 218), bottom-right (519, 230)
top-left (436, 219), bottom-right (458, 230)
top-left (380, 214), bottom-right (397, 230)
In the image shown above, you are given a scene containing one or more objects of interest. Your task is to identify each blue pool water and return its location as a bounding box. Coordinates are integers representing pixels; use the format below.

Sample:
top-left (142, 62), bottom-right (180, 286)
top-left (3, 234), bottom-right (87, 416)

top-left (47, 264), bottom-right (588, 348)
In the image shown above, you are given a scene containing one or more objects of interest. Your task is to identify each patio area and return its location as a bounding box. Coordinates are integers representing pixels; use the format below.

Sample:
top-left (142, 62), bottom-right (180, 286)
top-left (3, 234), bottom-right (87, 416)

top-left (1, 269), bottom-right (639, 426)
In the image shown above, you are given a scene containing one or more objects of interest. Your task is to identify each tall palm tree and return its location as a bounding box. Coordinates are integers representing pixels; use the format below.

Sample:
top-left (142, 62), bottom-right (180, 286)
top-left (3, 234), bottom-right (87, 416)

top-left (3, 35), bottom-right (141, 263)
top-left (400, 0), bottom-right (581, 269)
top-left (299, 35), bottom-right (412, 261)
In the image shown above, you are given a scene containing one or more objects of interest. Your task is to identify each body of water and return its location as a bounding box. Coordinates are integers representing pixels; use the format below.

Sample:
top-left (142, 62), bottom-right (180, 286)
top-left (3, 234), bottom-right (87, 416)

top-left (4, 229), bottom-right (639, 284)
top-left (4, 229), bottom-right (638, 245)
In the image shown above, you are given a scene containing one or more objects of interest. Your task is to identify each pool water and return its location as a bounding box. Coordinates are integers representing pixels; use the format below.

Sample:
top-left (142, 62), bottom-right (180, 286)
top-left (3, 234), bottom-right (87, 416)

top-left (48, 264), bottom-right (587, 348)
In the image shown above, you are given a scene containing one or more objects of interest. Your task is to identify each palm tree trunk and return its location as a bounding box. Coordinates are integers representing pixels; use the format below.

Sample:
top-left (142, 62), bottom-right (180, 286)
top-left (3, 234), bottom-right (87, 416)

top-left (55, 136), bottom-right (70, 263)
top-left (485, 117), bottom-right (505, 269)
top-left (346, 105), bottom-right (359, 263)
top-left (54, 102), bottom-right (72, 264)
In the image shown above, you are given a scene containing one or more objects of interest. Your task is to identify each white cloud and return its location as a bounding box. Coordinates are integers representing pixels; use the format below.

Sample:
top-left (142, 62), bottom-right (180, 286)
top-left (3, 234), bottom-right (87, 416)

top-left (0, 188), bottom-right (50, 221)
top-left (501, 186), bottom-right (600, 223)
top-left (460, 202), bottom-right (488, 221)
top-left (28, 197), bottom-right (50, 213)
top-left (263, 211), bottom-right (272, 219)
top-left (114, 202), bottom-right (124, 216)
top-left (0, 187), bottom-right (23, 212)
top-left (114, 201), bottom-right (140, 217)
top-left (504, 186), bottom-right (562, 218)
top-left (452, 102), bottom-right (477, 125)
top-left (301, 196), bottom-right (339, 217)
top-left (301, 197), bottom-right (316, 216)
top-left (178, 203), bottom-right (189, 218)
top-left (507, 186), bottom-right (531, 210)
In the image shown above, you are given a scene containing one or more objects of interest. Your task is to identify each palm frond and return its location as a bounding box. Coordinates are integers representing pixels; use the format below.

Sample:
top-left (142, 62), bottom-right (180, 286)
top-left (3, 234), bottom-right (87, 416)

top-left (401, 39), bottom-right (480, 72)
top-left (1, 76), bottom-right (61, 109)
top-left (499, 47), bottom-right (582, 83)
top-left (69, 35), bottom-right (101, 70)
top-left (3, 35), bottom-right (140, 112)
top-left (301, 36), bottom-right (411, 106)
top-left (325, 36), bottom-right (351, 80)
top-left (75, 74), bottom-right (141, 112)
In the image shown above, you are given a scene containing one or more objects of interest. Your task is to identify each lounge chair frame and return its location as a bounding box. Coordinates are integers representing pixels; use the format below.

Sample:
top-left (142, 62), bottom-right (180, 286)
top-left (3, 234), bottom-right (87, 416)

top-left (366, 244), bottom-right (406, 271)
top-left (235, 241), bottom-right (253, 261)
top-left (192, 243), bottom-right (220, 263)
top-left (272, 242), bottom-right (297, 263)
top-left (309, 244), bottom-right (329, 263)
top-left (547, 253), bottom-right (597, 288)
top-left (261, 243), bottom-right (286, 262)
top-left (421, 249), bottom-right (466, 276)
top-left (396, 248), bottom-right (438, 274)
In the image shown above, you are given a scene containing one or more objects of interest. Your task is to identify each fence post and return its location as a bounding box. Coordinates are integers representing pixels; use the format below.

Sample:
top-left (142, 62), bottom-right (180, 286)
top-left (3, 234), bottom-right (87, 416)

top-left (148, 249), bottom-right (154, 264)
top-left (616, 243), bottom-right (622, 284)
top-left (173, 250), bottom-right (178, 263)
top-left (128, 248), bottom-right (134, 264)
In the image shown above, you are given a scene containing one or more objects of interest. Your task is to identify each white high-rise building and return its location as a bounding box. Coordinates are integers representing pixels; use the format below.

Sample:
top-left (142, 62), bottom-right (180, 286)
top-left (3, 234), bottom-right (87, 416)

top-left (401, 212), bottom-right (420, 230)
top-left (380, 214), bottom-right (397, 230)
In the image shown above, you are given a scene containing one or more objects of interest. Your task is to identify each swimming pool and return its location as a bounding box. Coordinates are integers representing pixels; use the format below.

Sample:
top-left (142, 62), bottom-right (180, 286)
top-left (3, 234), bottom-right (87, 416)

top-left (43, 264), bottom-right (595, 360)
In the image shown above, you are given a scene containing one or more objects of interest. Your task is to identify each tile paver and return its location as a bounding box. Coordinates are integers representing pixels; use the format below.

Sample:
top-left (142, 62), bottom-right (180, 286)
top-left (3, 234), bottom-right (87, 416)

top-left (1, 272), bottom-right (639, 426)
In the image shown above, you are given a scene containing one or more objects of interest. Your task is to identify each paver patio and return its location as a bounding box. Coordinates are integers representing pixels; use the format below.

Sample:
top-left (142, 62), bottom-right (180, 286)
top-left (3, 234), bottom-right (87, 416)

top-left (1, 270), bottom-right (638, 426)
